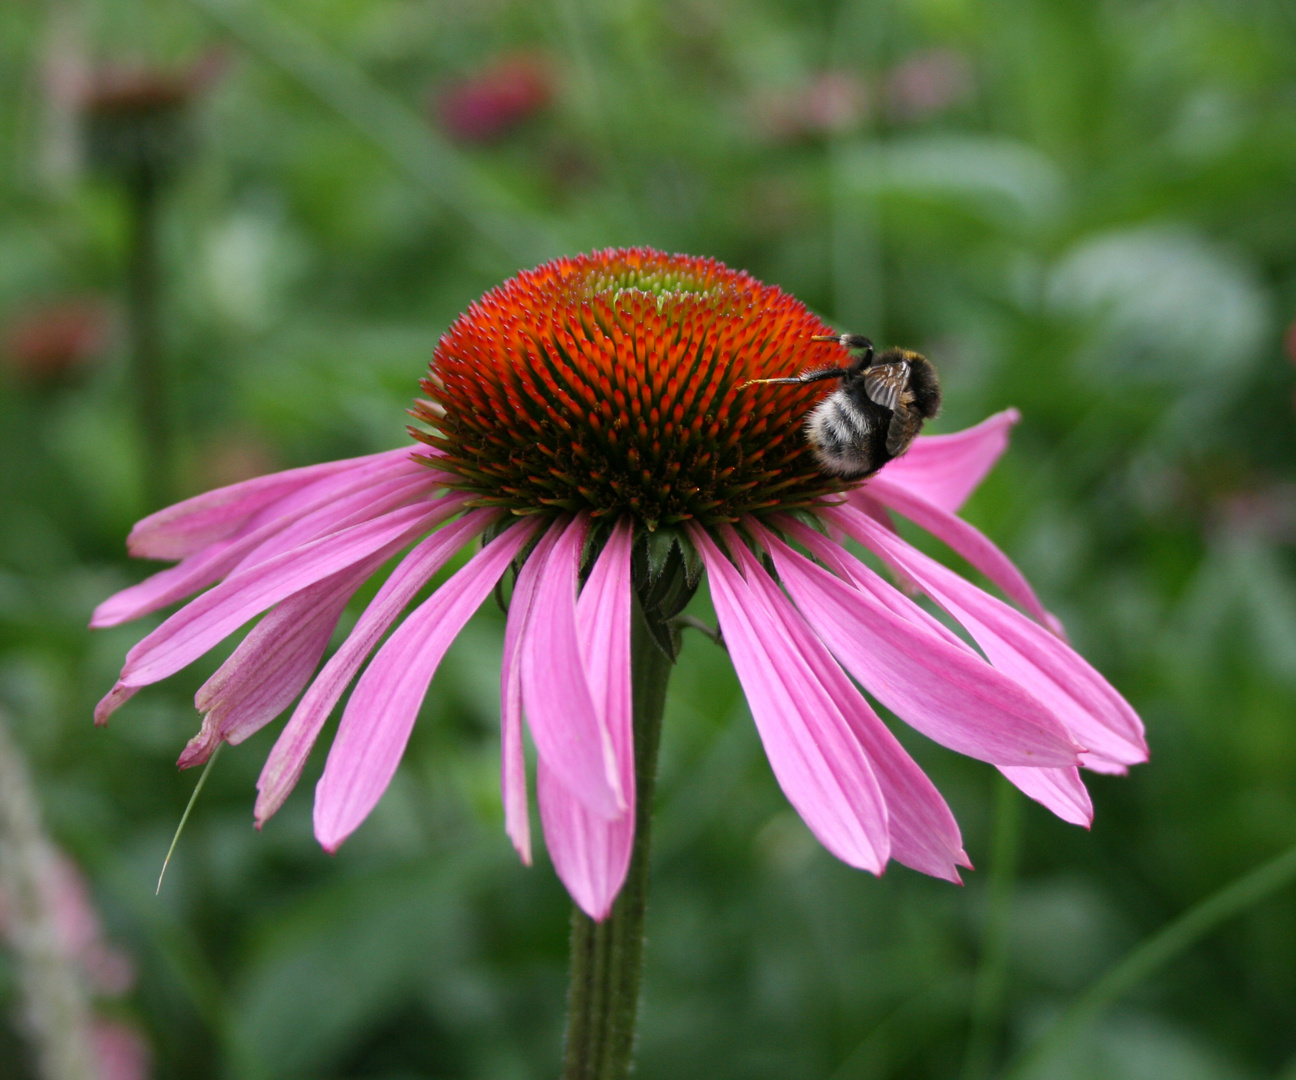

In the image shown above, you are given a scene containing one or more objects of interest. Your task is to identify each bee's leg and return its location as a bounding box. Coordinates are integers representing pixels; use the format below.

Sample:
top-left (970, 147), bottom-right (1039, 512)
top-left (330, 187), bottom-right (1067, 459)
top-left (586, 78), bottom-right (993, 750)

top-left (741, 367), bottom-right (847, 388)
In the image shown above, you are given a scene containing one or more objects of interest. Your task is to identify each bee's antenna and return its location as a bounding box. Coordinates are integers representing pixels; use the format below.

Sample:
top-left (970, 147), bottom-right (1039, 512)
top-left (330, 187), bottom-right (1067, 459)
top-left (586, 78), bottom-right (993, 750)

top-left (812, 333), bottom-right (874, 366)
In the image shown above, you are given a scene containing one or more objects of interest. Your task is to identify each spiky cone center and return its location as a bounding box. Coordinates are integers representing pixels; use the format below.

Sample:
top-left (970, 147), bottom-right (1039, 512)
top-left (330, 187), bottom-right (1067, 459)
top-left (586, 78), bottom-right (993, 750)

top-left (412, 248), bottom-right (850, 529)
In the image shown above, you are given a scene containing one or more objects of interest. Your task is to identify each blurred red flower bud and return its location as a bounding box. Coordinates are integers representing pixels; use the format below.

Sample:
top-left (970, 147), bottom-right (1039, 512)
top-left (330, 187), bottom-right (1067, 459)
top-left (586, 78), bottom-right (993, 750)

top-left (80, 50), bottom-right (227, 118)
top-left (2, 298), bottom-right (110, 384)
top-left (79, 50), bottom-right (226, 185)
top-left (435, 53), bottom-right (553, 144)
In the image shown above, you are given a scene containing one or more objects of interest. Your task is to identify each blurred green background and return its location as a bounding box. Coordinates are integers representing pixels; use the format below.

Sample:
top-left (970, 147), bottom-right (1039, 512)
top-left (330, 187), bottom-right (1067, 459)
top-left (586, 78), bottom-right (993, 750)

top-left (2, 0), bottom-right (1296, 1077)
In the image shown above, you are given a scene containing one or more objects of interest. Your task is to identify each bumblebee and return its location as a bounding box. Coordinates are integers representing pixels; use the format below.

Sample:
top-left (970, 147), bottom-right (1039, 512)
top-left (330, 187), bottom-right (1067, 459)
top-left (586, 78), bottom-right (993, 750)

top-left (747, 333), bottom-right (941, 480)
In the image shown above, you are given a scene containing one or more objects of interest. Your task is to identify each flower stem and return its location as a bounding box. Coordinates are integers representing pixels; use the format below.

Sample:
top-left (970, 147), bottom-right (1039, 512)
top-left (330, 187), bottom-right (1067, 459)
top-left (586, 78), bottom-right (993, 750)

top-left (562, 594), bottom-right (673, 1080)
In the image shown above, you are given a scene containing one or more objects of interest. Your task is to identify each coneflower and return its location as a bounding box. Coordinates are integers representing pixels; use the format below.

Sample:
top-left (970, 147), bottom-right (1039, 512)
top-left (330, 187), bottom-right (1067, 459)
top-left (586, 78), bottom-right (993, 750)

top-left (94, 247), bottom-right (1145, 1078)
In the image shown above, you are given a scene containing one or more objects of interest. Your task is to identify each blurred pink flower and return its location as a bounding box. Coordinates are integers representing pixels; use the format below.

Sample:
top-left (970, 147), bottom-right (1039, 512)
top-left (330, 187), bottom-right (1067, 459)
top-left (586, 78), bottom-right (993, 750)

top-left (92, 1020), bottom-right (151, 1080)
top-left (0, 848), bottom-right (148, 1079)
top-left (2, 298), bottom-right (110, 384)
top-left (883, 48), bottom-right (973, 123)
top-left (0, 851), bottom-right (134, 997)
top-left (94, 249), bottom-right (1145, 920)
top-left (435, 53), bottom-right (553, 143)
top-left (756, 70), bottom-right (871, 141)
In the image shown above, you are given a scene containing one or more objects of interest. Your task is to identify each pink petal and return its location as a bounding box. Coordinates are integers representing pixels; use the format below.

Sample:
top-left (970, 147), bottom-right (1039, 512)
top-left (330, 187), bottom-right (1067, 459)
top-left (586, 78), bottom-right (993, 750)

top-left (743, 529), bottom-right (968, 880)
top-left (783, 518), bottom-right (972, 653)
top-left (254, 508), bottom-right (496, 825)
top-left (177, 557), bottom-right (383, 769)
top-left (755, 530), bottom-right (1082, 768)
top-left (520, 516), bottom-right (625, 821)
top-left (538, 764), bottom-right (633, 921)
top-left (538, 517), bottom-right (636, 919)
top-left (734, 526), bottom-right (970, 879)
top-left (858, 473), bottom-right (1061, 632)
top-left (689, 525), bottom-right (890, 873)
top-left (177, 712), bottom-right (221, 771)
top-left (998, 765), bottom-right (1093, 826)
top-left (831, 504), bottom-right (1147, 769)
top-left (115, 499), bottom-right (454, 691)
top-left (93, 683), bottom-right (138, 726)
top-left (226, 471), bottom-right (440, 576)
top-left (877, 409), bottom-right (1020, 513)
top-left (312, 518), bottom-right (540, 851)
top-left (93, 463), bottom-right (452, 629)
top-left (498, 524), bottom-right (565, 865)
top-left (93, 540), bottom-right (240, 630)
top-left (126, 446), bottom-right (419, 560)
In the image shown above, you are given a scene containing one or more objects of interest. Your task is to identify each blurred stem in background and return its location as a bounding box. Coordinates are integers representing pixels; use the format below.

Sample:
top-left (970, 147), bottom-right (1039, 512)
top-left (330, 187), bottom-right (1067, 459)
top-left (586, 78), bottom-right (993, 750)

top-left (125, 163), bottom-right (171, 510)
top-left (80, 55), bottom-right (223, 511)
top-left (1003, 838), bottom-right (1296, 1080)
top-left (563, 597), bottom-right (673, 1080)
top-left (0, 709), bottom-right (98, 1080)
top-left (961, 775), bottom-right (1023, 1080)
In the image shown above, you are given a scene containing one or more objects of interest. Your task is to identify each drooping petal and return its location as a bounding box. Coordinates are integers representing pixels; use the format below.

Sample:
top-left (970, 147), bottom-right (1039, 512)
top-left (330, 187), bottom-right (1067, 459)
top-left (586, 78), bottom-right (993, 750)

top-left (313, 518), bottom-right (540, 851)
top-left (689, 525), bottom-right (890, 873)
top-left (756, 530), bottom-right (1082, 768)
top-left (859, 473), bottom-right (1061, 632)
top-left (782, 518), bottom-right (972, 653)
top-left (520, 516), bottom-right (625, 821)
top-left (498, 524), bottom-right (564, 864)
top-left (93, 683), bottom-right (138, 726)
top-left (227, 471), bottom-right (445, 575)
top-left (998, 765), bottom-right (1093, 826)
top-left (878, 409), bottom-right (1020, 514)
top-left (177, 555), bottom-right (385, 769)
top-left (93, 540), bottom-right (240, 630)
top-left (126, 446), bottom-right (416, 560)
top-left (831, 504), bottom-right (1148, 770)
top-left (254, 508), bottom-right (495, 825)
top-left (733, 527), bottom-right (970, 878)
top-left (108, 499), bottom-right (456, 695)
top-left (538, 517), bottom-right (635, 919)
top-left (93, 461), bottom-right (451, 628)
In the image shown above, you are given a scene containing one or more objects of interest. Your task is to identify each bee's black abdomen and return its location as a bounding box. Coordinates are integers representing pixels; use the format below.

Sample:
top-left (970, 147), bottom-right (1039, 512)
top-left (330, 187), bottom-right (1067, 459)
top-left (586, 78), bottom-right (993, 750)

top-left (805, 383), bottom-right (891, 479)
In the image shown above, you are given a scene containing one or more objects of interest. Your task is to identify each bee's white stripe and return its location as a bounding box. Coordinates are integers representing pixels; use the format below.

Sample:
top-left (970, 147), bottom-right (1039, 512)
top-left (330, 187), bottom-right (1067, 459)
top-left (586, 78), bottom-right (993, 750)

top-left (805, 396), bottom-right (875, 478)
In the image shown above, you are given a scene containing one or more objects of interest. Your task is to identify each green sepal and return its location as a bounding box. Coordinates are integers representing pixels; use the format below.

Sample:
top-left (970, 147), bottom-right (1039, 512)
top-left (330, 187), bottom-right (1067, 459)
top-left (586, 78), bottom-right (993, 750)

top-left (631, 525), bottom-right (700, 661)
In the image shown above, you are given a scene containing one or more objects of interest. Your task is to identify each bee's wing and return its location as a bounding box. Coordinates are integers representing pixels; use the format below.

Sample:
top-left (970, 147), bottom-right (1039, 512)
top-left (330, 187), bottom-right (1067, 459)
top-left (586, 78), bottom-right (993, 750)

top-left (862, 362), bottom-right (909, 412)
top-left (885, 405), bottom-right (922, 457)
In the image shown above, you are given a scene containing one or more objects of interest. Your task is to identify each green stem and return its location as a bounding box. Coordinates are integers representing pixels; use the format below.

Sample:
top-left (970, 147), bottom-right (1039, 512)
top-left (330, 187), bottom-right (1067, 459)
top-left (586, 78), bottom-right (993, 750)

top-left (1002, 839), bottom-right (1296, 1080)
top-left (961, 775), bottom-right (1023, 1080)
top-left (562, 595), bottom-right (673, 1080)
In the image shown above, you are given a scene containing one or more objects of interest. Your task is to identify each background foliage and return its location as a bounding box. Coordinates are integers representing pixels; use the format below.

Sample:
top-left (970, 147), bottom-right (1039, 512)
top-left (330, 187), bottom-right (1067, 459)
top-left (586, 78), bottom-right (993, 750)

top-left (2, 0), bottom-right (1296, 1077)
